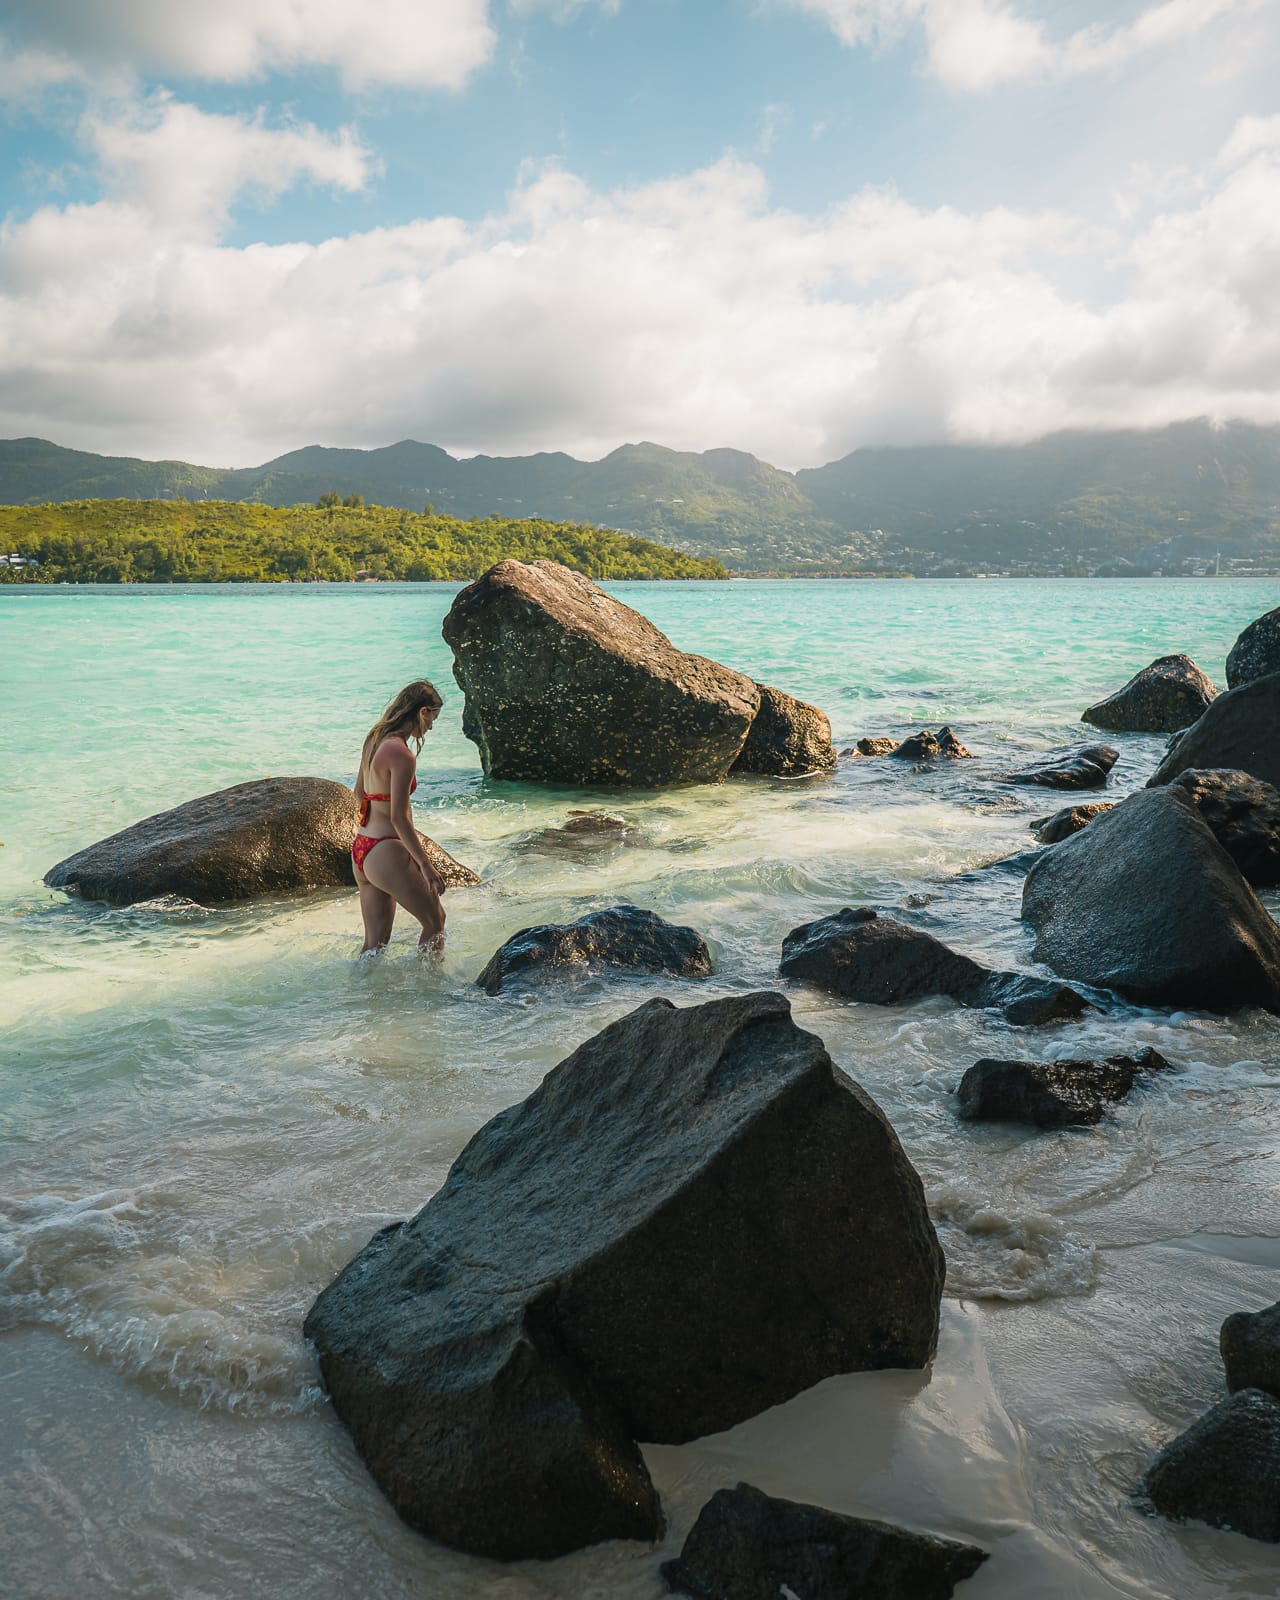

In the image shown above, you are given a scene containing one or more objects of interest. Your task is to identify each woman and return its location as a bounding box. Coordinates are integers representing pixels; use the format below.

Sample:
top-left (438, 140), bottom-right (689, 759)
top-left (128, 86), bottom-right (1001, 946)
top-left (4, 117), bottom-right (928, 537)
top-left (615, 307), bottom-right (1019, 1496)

top-left (353, 680), bottom-right (446, 954)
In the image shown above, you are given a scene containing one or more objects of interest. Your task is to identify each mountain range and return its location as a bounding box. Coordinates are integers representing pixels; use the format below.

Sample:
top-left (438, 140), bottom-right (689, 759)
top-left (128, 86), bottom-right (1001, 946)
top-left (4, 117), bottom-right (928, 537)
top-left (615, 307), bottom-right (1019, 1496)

top-left (4, 421), bottom-right (1279, 575)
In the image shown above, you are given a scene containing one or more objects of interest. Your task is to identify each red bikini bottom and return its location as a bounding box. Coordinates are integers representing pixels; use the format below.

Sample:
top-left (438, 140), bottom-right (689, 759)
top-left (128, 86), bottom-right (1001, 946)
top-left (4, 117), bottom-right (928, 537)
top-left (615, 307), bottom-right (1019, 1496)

top-left (352, 833), bottom-right (393, 873)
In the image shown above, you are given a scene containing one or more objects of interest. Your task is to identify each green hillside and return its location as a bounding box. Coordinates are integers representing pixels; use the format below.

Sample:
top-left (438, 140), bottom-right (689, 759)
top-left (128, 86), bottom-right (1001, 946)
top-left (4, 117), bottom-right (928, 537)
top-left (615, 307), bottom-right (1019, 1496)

top-left (4, 421), bottom-right (1280, 574)
top-left (0, 499), bottom-right (727, 584)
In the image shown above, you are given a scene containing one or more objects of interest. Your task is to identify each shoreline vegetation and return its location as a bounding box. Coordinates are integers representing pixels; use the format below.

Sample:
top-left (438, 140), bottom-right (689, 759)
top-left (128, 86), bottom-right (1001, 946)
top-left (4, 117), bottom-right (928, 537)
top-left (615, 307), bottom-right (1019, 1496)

top-left (0, 499), bottom-right (727, 584)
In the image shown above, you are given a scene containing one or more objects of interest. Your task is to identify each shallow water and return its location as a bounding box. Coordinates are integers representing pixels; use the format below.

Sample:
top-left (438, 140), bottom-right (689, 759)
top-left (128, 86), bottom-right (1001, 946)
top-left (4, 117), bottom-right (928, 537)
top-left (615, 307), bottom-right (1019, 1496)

top-left (2, 577), bottom-right (1279, 1598)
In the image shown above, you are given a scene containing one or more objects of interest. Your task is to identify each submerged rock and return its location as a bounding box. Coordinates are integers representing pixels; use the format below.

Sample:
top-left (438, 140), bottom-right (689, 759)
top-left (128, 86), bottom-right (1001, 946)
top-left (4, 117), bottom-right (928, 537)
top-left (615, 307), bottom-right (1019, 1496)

top-left (1021, 786), bottom-right (1280, 1013)
top-left (1226, 605), bottom-right (1280, 689)
top-left (1143, 1388), bottom-right (1280, 1543)
top-left (662, 1482), bottom-right (988, 1600)
top-left (956, 1048), bottom-right (1170, 1127)
top-left (1221, 1302), bottom-right (1280, 1399)
top-left (519, 810), bottom-right (643, 856)
top-left (730, 683), bottom-right (837, 776)
top-left (1147, 673), bottom-right (1280, 791)
top-left (779, 907), bottom-right (1088, 1024)
top-left (304, 991), bottom-right (944, 1560)
top-left (441, 560), bottom-right (760, 786)
top-left (1081, 654), bottom-right (1217, 733)
top-left (1007, 743), bottom-right (1119, 790)
top-left (44, 777), bottom-right (478, 905)
top-left (1167, 769), bottom-right (1280, 887)
top-left (476, 905), bottom-right (712, 994)
top-left (1031, 802), bottom-right (1116, 844)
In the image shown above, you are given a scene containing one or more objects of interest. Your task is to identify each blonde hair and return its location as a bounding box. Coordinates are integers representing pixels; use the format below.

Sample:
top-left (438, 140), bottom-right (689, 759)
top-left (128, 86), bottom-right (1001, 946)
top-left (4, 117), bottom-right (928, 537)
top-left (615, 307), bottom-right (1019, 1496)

top-left (358, 680), bottom-right (442, 786)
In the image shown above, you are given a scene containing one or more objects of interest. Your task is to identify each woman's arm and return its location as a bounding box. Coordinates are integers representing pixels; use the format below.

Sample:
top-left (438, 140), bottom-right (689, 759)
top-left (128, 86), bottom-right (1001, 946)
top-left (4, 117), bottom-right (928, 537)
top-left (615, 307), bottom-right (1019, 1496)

top-left (386, 743), bottom-right (445, 894)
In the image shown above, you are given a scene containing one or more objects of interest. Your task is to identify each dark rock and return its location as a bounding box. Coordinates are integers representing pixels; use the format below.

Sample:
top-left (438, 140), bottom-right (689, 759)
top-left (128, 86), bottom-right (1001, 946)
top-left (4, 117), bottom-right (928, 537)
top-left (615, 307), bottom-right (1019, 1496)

top-left (1031, 802), bottom-right (1115, 844)
top-left (1021, 786), bottom-right (1280, 1013)
top-left (846, 737), bottom-right (899, 758)
top-left (1143, 1388), bottom-right (1280, 1542)
top-left (1167, 769), bottom-right (1280, 887)
top-left (956, 1048), bottom-right (1170, 1127)
top-left (1081, 654), bottom-right (1218, 733)
top-left (1227, 606), bottom-right (1280, 689)
top-left (887, 727), bottom-right (974, 761)
top-left (730, 683), bottom-right (836, 776)
top-left (1222, 1303), bottom-right (1280, 1399)
top-left (44, 778), bottom-right (478, 905)
top-left (1147, 673), bottom-right (1280, 791)
top-left (476, 905), bottom-right (712, 995)
top-left (779, 907), bottom-right (1088, 1025)
top-left (440, 559), bottom-right (760, 786)
top-left (891, 731), bottom-right (943, 760)
top-left (1007, 743), bottom-right (1119, 790)
top-left (662, 1482), bottom-right (988, 1600)
top-left (305, 991), bottom-right (944, 1560)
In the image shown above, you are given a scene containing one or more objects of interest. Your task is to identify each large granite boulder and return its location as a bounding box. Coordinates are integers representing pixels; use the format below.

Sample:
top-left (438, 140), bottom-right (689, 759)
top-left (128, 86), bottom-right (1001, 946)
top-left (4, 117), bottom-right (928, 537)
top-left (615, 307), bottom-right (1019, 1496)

top-left (440, 560), bottom-right (760, 785)
top-left (1007, 743), bottom-right (1119, 790)
top-left (1221, 1303), bottom-right (1280, 1399)
top-left (662, 1483), bottom-right (988, 1600)
top-left (1169, 769), bottom-right (1280, 887)
top-left (779, 908), bottom-right (1088, 1024)
top-left (730, 683), bottom-right (836, 776)
top-left (1226, 605), bottom-right (1280, 689)
top-left (44, 778), bottom-right (478, 905)
top-left (1147, 673), bottom-right (1280, 791)
top-left (476, 905), bottom-right (712, 994)
top-left (1081, 654), bottom-right (1217, 733)
top-left (1143, 1389), bottom-right (1280, 1542)
top-left (956, 1048), bottom-right (1169, 1128)
top-left (304, 991), bottom-right (944, 1560)
top-left (1030, 802), bottom-right (1115, 844)
top-left (1021, 786), bottom-right (1280, 1013)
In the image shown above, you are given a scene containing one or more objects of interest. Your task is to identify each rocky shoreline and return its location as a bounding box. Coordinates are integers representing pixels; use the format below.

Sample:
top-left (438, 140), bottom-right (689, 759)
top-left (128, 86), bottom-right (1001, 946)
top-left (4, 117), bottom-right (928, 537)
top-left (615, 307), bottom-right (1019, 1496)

top-left (40, 568), bottom-right (1280, 1586)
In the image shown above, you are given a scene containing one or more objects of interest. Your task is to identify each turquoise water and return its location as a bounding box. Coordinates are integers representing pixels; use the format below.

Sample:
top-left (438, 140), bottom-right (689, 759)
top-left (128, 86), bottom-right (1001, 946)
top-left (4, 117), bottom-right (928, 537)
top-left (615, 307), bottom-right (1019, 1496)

top-left (2, 578), bottom-right (1279, 1600)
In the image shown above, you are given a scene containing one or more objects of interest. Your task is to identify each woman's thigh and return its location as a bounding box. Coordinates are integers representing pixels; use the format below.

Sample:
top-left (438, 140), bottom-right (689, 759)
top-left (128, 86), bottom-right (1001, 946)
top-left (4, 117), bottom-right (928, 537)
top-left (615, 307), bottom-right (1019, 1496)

top-left (361, 840), bottom-right (443, 924)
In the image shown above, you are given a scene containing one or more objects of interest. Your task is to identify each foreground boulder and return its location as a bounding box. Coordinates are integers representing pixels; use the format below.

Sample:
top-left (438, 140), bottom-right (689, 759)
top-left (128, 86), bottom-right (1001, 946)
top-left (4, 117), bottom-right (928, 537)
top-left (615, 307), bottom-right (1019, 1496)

top-left (1081, 654), bottom-right (1217, 733)
top-left (1147, 673), bottom-right (1280, 791)
top-left (305, 991), bottom-right (944, 1560)
top-left (780, 908), bottom-right (1088, 1024)
top-left (1226, 605), bottom-right (1280, 689)
top-left (662, 1483), bottom-right (988, 1600)
top-left (1221, 1303), bottom-right (1280, 1399)
top-left (1143, 1389), bottom-right (1280, 1542)
top-left (956, 1048), bottom-right (1169, 1128)
top-left (1166, 769), bottom-right (1280, 888)
top-left (1007, 743), bottom-right (1119, 790)
top-left (1031, 802), bottom-right (1115, 844)
top-left (441, 560), bottom-right (761, 785)
top-left (1022, 786), bottom-right (1280, 1013)
top-left (730, 683), bottom-right (836, 775)
top-left (44, 778), bottom-right (478, 905)
top-left (476, 905), bottom-right (712, 994)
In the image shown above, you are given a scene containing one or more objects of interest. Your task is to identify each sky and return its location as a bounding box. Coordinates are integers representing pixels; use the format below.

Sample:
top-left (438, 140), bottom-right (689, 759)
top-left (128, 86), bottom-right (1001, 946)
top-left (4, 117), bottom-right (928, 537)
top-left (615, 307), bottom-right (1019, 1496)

top-left (1, 0), bottom-right (1278, 470)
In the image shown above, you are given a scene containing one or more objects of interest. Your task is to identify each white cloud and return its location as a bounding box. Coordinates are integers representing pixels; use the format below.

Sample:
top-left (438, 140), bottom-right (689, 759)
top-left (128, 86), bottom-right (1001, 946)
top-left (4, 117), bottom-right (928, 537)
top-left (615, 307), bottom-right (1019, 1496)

top-left (2, 114), bottom-right (1280, 467)
top-left (783, 0), bottom-right (1264, 90)
top-left (0, 0), bottom-right (497, 91)
top-left (80, 96), bottom-right (377, 231)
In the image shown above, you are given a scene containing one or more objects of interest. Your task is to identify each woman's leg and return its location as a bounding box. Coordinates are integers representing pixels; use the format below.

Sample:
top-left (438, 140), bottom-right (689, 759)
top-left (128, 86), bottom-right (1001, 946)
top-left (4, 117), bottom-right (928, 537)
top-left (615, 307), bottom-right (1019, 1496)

top-left (360, 841), bottom-right (445, 950)
top-left (356, 870), bottom-right (397, 953)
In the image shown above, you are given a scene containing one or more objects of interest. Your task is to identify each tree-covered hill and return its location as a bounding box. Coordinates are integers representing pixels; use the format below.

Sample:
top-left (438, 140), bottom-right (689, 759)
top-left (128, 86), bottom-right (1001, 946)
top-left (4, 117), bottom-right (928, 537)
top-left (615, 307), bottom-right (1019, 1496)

top-left (4, 420), bottom-right (1280, 574)
top-left (0, 499), bottom-right (727, 583)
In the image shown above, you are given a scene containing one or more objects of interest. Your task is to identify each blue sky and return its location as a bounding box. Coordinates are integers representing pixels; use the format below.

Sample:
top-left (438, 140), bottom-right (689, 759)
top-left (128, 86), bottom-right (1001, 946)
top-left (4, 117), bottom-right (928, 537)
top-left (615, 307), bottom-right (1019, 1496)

top-left (1, 1), bottom-right (1278, 468)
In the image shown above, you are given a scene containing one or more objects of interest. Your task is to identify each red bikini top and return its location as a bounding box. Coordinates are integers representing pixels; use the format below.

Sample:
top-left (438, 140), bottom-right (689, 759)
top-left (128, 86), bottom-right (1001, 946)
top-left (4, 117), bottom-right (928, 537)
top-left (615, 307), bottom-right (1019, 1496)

top-left (358, 737), bottom-right (417, 828)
